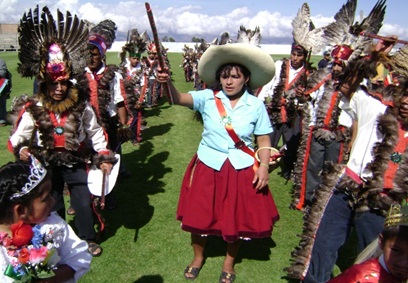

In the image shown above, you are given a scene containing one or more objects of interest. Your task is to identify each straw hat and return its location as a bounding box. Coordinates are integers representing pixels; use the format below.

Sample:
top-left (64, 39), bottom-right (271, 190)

top-left (197, 43), bottom-right (275, 89)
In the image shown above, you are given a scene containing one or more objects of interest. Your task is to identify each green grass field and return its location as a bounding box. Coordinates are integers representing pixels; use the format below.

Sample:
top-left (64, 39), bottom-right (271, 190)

top-left (0, 52), bottom-right (353, 282)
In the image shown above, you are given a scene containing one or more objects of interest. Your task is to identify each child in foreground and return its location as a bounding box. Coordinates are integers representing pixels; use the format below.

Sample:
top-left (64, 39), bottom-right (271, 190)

top-left (328, 203), bottom-right (408, 283)
top-left (0, 158), bottom-right (91, 282)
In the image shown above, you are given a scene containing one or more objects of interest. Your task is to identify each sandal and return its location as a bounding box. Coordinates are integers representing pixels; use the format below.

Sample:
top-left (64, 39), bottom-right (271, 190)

top-left (219, 271), bottom-right (236, 283)
top-left (66, 206), bottom-right (75, 215)
top-left (184, 266), bottom-right (201, 280)
top-left (87, 241), bottom-right (103, 257)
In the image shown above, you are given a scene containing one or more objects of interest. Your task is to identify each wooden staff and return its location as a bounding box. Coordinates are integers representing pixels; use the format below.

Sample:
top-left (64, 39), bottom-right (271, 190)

top-left (100, 169), bottom-right (107, 210)
top-left (145, 2), bottom-right (174, 104)
top-left (360, 32), bottom-right (408, 45)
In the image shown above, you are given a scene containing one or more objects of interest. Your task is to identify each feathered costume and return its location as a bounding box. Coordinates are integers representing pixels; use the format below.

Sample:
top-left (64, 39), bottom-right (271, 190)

top-left (8, 6), bottom-right (117, 247)
top-left (290, 0), bottom-right (387, 210)
top-left (268, 2), bottom-right (325, 126)
top-left (8, 6), bottom-right (116, 167)
top-left (193, 39), bottom-right (211, 90)
top-left (118, 29), bottom-right (148, 144)
top-left (285, 0), bottom-right (408, 279)
top-left (86, 20), bottom-right (132, 144)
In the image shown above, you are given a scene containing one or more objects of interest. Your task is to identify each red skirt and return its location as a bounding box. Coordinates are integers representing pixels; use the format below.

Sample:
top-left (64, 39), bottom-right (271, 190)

top-left (176, 154), bottom-right (279, 242)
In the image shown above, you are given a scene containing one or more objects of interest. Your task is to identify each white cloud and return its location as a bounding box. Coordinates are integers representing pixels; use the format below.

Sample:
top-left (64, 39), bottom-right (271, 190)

top-left (380, 23), bottom-right (408, 38)
top-left (1, 0), bottom-right (408, 43)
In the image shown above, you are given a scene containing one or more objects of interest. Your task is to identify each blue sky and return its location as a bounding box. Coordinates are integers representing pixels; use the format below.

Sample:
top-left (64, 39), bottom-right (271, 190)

top-left (0, 0), bottom-right (406, 43)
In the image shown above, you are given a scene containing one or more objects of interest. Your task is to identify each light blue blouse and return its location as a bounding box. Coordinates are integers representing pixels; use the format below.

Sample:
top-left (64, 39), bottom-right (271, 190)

top-left (191, 89), bottom-right (272, 171)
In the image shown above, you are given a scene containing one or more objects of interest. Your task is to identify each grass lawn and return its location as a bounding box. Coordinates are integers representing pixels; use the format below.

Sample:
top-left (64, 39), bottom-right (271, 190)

top-left (0, 51), bottom-right (354, 282)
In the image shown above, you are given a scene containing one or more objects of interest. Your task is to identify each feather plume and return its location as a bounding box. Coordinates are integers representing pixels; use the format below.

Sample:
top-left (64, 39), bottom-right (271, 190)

top-left (195, 39), bottom-right (210, 54)
top-left (210, 37), bottom-right (219, 45)
top-left (18, 6), bottom-right (43, 77)
top-left (140, 30), bottom-right (151, 46)
top-left (219, 32), bottom-right (233, 45)
top-left (322, 0), bottom-right (387, 64)
top-left (236, 25), bottom-right (261, 47)
top-left (350, 0), bottom-right (386, 36)
top-left (292, 3), bottom-right (326, 53)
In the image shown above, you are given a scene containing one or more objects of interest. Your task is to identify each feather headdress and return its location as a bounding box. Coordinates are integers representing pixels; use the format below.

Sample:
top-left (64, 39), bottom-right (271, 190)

top-left (120, 29), bottom-right (147, 62)
top-left (210, 32), bottom-right (233, 46)
top-left (17, 6), bottom-right (90, 81)
top-left (194, 39), bottom-right (210, 54)
top-left (236, 25), bottom-right (262, 47)
top-left (291, 3), bottom-right (326, 54)
top-left (89, 19), bottom-right (117, 57)
top-left (323, 0), bottom-right (387, 65)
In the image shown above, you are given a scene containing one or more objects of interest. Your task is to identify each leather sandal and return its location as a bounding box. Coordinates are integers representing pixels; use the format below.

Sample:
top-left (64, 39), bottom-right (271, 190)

top-left (184, 266), bottom-right (201, 280)
top-left (87, 241), bottom-right (103, 257)
top-left (219, 271), bottom-right (236, 283)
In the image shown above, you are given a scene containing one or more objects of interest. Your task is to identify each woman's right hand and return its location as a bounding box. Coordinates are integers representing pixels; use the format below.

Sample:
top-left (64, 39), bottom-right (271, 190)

top-left (19, 147), bottom-right (31, 162)
top-left (156, 66), bottom-right (170, 84)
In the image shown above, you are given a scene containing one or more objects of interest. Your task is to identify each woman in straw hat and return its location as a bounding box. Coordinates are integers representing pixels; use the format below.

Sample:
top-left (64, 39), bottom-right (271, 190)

top-left (156, 43), bottom-right (279, 283)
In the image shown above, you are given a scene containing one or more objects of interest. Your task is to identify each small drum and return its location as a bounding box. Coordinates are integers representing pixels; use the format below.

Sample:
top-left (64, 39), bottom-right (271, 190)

top-left (87, 154), bottom-right (120, 196)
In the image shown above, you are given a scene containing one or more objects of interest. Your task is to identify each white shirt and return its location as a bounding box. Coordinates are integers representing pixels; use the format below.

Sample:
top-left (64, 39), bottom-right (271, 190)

top-left (9, 101), bottom-right (108, 153)
top-left (341, 87), bottom-right (387, 178)
top-left (257, 60), bottom-right (305, 102)
top-left (85, 64), bottom-right (124, 117)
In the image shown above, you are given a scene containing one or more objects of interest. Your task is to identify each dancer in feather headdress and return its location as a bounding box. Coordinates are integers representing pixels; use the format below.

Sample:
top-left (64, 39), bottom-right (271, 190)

top-left (286, 37), bottom-right (401, 282)
top-left (86, 19), bottom-right (132, 174)
top-left (258, 3), bottom-right (321, 180)
top-left (291, 0), bottom-right (387, 210)
top-left (192, 39), bottom-right (211, 90)
top-left (7, 6), bottom-right (117, 257)
top-left (119, 29), bottom-right (148, 145)
top-left (182, 44), bottom-right (195, 82)
top-left (143, 34), bottom-right (170, 107)
top-left (290, 46), bottom-right (353, 210)
top-left (285, 5), bottom-right (408, 280)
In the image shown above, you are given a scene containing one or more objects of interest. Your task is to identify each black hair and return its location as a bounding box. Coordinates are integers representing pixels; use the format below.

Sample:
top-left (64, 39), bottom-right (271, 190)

top-left (0, 162), bottom-right (50, 224)
top-left (291, 43), bottom-right (308, 57)
top-left (382, 225), bottom-right (408, 242)
top-left (212, 63), bottom-right (252, 93)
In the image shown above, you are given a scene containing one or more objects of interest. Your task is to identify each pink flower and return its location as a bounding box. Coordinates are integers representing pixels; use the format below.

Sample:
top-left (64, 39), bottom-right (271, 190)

top-left (46, 62), bottom-right (68, 81)
top-left (29, 246), bottom-right (49, 264)
top-left (0, 232), bottom-right (12, 247)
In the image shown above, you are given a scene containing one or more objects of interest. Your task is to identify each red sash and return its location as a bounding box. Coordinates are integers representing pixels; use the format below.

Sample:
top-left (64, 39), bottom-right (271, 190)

top-left (279, 64), bottom-right (305, 122)
top-left (384, 125), bottom-right (408, 188)
top-left (213, 91), bottom-right (258, 171)
top-left (86, 72), bottom-right (100, 117)
top-left (48, 111), bottom-right (68, 148)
